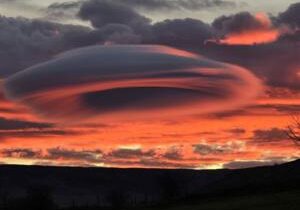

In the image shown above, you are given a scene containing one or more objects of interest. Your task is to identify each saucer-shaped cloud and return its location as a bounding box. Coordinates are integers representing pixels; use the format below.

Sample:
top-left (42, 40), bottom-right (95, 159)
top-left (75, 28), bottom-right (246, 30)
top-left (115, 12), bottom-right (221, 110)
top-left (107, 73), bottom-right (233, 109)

top-left (4, 45), bottom-right (261, 122)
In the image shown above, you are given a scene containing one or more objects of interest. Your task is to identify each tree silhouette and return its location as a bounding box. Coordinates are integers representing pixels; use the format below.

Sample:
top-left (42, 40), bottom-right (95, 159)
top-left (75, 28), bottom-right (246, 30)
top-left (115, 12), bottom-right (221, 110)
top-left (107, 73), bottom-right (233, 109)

top-left (287, 117), bottom-right (300, 145)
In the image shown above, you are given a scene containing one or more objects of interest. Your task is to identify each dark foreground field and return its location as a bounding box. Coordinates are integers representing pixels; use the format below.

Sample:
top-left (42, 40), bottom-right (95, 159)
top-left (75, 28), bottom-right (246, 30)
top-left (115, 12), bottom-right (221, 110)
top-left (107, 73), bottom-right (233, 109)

top-left (144, 189), bottom-right (300, 210)
top-left (0, 160), bottom-right (299, 210)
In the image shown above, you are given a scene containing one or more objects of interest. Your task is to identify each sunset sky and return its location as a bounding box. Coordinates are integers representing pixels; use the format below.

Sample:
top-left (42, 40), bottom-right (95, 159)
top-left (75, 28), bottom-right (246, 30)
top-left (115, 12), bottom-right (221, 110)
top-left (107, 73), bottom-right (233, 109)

top-left (0, 0), bottom-right (300, 169)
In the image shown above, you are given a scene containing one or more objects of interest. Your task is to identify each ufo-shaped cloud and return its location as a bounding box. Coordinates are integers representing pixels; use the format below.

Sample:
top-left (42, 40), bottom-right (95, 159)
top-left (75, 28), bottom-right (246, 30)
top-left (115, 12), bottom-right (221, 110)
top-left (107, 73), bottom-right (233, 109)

top-left (4, 45), bottom-right (261, 122)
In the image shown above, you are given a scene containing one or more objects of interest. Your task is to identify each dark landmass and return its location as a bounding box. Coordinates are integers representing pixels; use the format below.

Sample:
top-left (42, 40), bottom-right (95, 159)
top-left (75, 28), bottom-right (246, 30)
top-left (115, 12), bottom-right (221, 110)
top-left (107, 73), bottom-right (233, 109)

top-left (0, 160), bottom-right (299, 210)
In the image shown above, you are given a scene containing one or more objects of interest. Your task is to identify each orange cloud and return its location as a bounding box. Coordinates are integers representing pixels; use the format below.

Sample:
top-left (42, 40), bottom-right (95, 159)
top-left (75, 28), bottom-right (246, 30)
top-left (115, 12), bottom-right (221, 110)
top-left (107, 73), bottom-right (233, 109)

top-left (219, 29), bottom-right (280, 45)
top-left (215, 13), bottom-right (288, 45)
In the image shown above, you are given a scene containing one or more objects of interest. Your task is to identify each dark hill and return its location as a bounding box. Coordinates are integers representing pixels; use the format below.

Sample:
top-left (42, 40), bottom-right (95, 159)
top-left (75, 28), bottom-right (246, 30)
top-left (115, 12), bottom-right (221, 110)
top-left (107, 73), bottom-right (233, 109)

top-left (0, 160), bottom-right (299, 208)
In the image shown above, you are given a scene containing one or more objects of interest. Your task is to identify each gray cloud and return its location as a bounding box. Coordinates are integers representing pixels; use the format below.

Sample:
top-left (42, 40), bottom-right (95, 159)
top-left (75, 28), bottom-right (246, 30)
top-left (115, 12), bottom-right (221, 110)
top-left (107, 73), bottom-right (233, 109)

top-left (266, 104), bottom-right (300, 115)
top-left (213, 12), bottom-right (270, 34)
top-left (193, 141), bottom-right (244, 156)
top-left (78, 0), bottom-right (151, 33)
top-left (47, 0), bottom-right (239, 15)
top-left (1, 148), bottom-right (41, 159)
top-left (0, 116), bottom-right (82, 139)
top-left (3, 2), bottom-right (298, 82)
top-left (76, 0), bottom-right (217, 44)
top-left (46, 147), bottom-right (103, 162)
top-left (150, 18), bottom-right (213, 46)
top-left (0, 147), bottom-right (103, 164)
top-left (0, 15), bottom-right (146, 77)
top-left (199, 42), bottom-right (300, 91)
top-left (278, 2), bottom-right (300, 28)
top-left (107, 148), bottom-right (156, 159)
top-left (162, 146), bottom-right (183, 160)
top-left (0, 117), bottom-right (52, 130)
top-left (0, 15), bottom-right (93, 77)
top-left (252, 128), bottom-right (287, 142)
top-left (113, 0), bottom-right (240, 11)
top-left (45, 1), bottom-right (82, 22)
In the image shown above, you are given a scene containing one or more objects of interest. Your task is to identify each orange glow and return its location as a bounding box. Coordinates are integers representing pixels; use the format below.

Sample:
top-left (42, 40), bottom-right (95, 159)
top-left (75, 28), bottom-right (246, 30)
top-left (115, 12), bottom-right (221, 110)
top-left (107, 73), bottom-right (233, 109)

top-left (0, 46), bottom-right (299, 169)
top-left (219, 29), bottom-right (280, 45)
top-left (218, 13), bottom-right (283, 45)
top-left (0, 88), bottom-right (299, 169)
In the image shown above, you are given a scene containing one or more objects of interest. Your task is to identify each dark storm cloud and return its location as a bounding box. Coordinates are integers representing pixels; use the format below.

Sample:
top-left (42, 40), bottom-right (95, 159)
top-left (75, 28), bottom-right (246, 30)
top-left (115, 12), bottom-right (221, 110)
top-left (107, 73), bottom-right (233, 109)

top-left (46, 0), bottom-right (228, 46)
top-left (107, 148), bottom-right (156, 159)
top-left (276, 3), bottom-right (300, 43)
top-left (150, 18), bottom-right (213, 46)
top-left (278, 2), bottom-right (300, 28)
top-left (1, 1), bottom-right (284, 80)
top-left (0, 117), bottom-right (52, 130)
top-left (0, 15), bottom-right (92, 77)
top-left (114, 0), bottom-right (240, 11)
top-left (198, 43), bottom-right (300, 91)
top-left (213, 12), bottom-right (269, 33)
top-left (252, 128), bottom-right (287, 142)
top-left (47, 1), bottom-right (82, 11)
top-left (76, 0), bottom-right (217, 44)
top-left (95, 24), bottom-right (141, 44)
top-left (0, 15), bottom-right (145, 77)
top-left (4, 45), bottom-right (261, 122)
top-left (48, 0), bottom-right (239, 13)
top-left (45, 1), bottom-right (82, 21)
top-left (78, 0), bottom-right (151, 32)
top-left (49, 0), bottom-right (297, 94)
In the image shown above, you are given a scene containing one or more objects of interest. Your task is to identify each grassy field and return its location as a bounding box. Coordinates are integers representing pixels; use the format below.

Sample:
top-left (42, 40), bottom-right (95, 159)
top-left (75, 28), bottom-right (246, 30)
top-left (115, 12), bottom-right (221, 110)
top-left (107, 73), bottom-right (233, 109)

top-left (146, 190), bottom-right (300, 210)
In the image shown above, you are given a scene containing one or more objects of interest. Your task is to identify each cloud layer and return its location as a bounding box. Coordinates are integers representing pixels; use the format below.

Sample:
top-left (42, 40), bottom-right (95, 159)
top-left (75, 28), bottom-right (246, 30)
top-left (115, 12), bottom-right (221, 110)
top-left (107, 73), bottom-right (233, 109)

top-left (4, 45), bottom-right (261, 122)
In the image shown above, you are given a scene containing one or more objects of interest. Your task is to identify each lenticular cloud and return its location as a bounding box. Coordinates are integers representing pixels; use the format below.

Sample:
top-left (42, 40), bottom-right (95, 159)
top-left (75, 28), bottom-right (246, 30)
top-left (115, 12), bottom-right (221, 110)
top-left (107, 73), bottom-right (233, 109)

top-left (4, 45), bottom-right (261, 122)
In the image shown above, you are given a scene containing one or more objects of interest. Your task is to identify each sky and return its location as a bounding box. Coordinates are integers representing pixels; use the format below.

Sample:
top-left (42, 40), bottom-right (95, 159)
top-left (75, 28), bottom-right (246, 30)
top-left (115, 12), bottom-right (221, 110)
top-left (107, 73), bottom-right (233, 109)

top-left (0, 0), bottom-right (300, 169)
